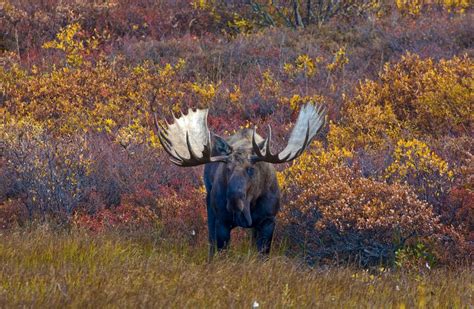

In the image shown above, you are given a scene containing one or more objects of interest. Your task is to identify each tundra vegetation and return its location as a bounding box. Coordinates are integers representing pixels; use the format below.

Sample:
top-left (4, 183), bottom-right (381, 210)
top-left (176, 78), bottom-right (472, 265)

top-left (0, 0), bottom-right (472, 307)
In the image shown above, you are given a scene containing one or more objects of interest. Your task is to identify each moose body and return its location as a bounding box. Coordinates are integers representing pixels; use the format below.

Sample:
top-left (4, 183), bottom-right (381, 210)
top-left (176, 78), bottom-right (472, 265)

top-left (155, 104), bottom-right (325, 257)
top-left (204, 130), bottom-right (281, 255)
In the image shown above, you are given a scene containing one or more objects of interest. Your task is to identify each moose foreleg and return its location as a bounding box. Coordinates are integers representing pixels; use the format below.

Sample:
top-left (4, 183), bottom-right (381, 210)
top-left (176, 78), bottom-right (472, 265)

top-left (253, 192), bottom-right (279, 254)
top-left (215, 221), bottom-right (231, 252)
top-left (255, 218), bottom-right (275, 254)
top-left (207, 202), bottom-right (217, 259)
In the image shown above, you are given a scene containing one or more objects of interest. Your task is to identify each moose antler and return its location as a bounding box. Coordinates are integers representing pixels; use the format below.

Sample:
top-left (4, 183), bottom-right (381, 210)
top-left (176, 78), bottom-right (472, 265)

top-left (251, 103), bottom-right (326, 164)
top-left (154, 109), bottom-right (230, 166)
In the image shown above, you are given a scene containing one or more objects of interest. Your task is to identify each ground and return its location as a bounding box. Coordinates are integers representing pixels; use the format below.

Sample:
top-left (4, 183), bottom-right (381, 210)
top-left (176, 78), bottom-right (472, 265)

top-left (0, 228), bottom-right (471, 308)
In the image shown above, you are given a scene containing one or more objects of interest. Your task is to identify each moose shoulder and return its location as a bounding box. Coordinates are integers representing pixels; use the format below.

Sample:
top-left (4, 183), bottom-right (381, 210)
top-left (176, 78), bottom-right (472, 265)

top-left (154, 104), bottom-right (326, 257)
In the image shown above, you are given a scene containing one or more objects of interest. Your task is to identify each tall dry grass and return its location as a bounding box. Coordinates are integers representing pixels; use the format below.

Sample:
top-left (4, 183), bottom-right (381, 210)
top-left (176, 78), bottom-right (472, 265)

top-left (0, 227), bottom-right (471, 308)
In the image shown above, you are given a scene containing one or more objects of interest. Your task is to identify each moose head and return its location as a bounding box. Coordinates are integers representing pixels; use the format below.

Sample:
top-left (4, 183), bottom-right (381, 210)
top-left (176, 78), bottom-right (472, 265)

top-left (154, 103), bottom-right (326, 256)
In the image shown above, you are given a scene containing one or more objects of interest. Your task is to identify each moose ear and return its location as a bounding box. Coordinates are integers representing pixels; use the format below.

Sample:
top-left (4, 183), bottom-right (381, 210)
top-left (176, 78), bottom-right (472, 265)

top-left (213, 135), bottom-right (232, 155)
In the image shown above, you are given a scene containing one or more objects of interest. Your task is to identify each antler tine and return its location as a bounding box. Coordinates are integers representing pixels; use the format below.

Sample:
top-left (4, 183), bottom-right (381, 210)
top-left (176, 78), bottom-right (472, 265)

top-left (302, 120), bottom-right (311, 150)
top-left (160, 131), bottom-right (200, 167)
top-left (158, 130), bottom-right (181, 162)
top-left (185, 132), bottom-right (200, 162)
top-left (252, 127), bottom-right (265, 157)
top-left (292, 120), bottom-right (311, 160)
top-left (252, 124), bottom-right (292, 163)
top-left (251, 103), bottom-right (326, 164)
top-left (154, 112), bottom-right (178, 156)
top-left (152, 111), bottom-right (161, 131)
top-left (265, 124), bottom-right (272, 156)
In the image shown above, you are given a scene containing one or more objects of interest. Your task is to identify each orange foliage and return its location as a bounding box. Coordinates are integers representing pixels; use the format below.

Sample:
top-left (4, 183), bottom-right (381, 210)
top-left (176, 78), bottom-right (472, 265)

top-left (278, 148), bottom-right (469, 265)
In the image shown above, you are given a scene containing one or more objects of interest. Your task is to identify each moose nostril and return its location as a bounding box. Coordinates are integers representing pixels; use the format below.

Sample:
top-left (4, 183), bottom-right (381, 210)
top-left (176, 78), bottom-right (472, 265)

top-left (228, 191), bottom-right (245, 201)
top-left (226, 192), bottom-right (246, 214)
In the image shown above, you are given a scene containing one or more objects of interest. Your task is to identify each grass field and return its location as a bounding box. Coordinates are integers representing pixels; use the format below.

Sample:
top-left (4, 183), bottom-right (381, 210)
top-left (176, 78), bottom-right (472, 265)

top-left (0, 228), bottom-right (471, 308)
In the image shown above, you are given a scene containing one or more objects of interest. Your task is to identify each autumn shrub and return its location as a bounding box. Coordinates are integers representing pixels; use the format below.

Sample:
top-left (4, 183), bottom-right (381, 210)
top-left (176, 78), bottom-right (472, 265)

top-left (385, 138), bottom-right (454, 207)
top-left (427, 135), bottom-right (473, 240)
top-left (81, 133), bottom-right (167, 210)
top-left (1, 54), bottom-right (189, 137)
top-left (153, 187), bottom-right (207, 242)
top-left (1, 118), bottom-right (93, 220)
top-left (0, 199), bottom-right (28, 229)
top-left (72, 185), bottom-right (207, 241)
top-left (444, 187), bottom-right (473, 240)
top-left (228, 0), bottom-right (383, 29)
top-left (2, 22), bottom-right (264, 137)
top-left (394, 0), bottom-right (470, 16)
top-left (72, 203), bottom-right (158, 233)
top-left (1, 0), bottom-right (207, 58)
top-left (382, 54), bottom-right (471, 135)
top-left (278, 147), bottom-right (467, 266)
top-left (325, 53), bottom-right (472, 232)
top-left (330, 53), bottom-right (472, 153)
top-left (328, 92), bottom-right (401, 152)
top-left (383, 54), bottom-right (470, 136)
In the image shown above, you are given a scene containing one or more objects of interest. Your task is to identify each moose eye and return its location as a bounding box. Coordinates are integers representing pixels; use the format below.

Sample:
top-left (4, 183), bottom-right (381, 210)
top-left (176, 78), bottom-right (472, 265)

top-left (246, 167), bottom-right (255, 177)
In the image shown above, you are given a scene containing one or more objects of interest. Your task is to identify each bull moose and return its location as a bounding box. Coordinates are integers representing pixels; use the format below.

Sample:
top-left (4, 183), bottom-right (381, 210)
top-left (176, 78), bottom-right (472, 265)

top-left (154, 103), bottom-right (326, 257)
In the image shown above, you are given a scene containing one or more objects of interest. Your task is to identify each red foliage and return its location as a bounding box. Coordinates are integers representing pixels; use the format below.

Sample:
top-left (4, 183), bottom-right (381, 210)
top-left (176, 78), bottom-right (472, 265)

top-left (72, 184), bottom-right (207, 242)
top-left (72, 203), bottom-right (158, 233)
top-left (155, 186), bottom-right (207, 241)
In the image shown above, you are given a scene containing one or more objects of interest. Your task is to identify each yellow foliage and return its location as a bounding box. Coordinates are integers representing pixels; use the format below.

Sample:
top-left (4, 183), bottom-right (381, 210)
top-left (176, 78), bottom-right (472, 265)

top-left (190, 0), bottom-right (222, 23)
top-left (395, 0), bottom-right (423, 15)
top-left (1, 46), bottom-right (188, 137)
top-left (259, 69), bottom-right (281, 98)
top-left (396, 0), bottom-right (470, 15)
top-left (42, 23), bottom-right (98, 67)
top-left (326, 47), bottom-right (349, 72)
top-left (328, 95), bottom-right (401, 151)
top-left (384, 138), bottom-right (455, 204)
top-left (284, 54), bottom-right (322, 78)
top-left (190, 81), bottom-right (218, 104)
top-left (116, 120), bottom-right (150, 148)
top-left (442, 0), bottom-right (470, 13)
top-left (228, 85), bottom-right (242, 104)
top-left (329, 53), bottom-right (472, 153)
top-left (227, 13), bottom-right (254, 34)
top-left (378, 53), bottom-right (472, 136)
top-left (282, 94), bottom-right (326, 111)
top-left (191, 0), bottom-right (214, 10)
top-left (386, 138), bottom-right (453, 182)
top-left (279, 143), bottom-right (353, 191)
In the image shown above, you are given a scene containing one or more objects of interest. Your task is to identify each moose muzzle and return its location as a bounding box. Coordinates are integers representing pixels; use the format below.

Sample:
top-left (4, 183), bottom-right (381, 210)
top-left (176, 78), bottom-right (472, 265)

top-left (227, 198), bottom-right (252, 227)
